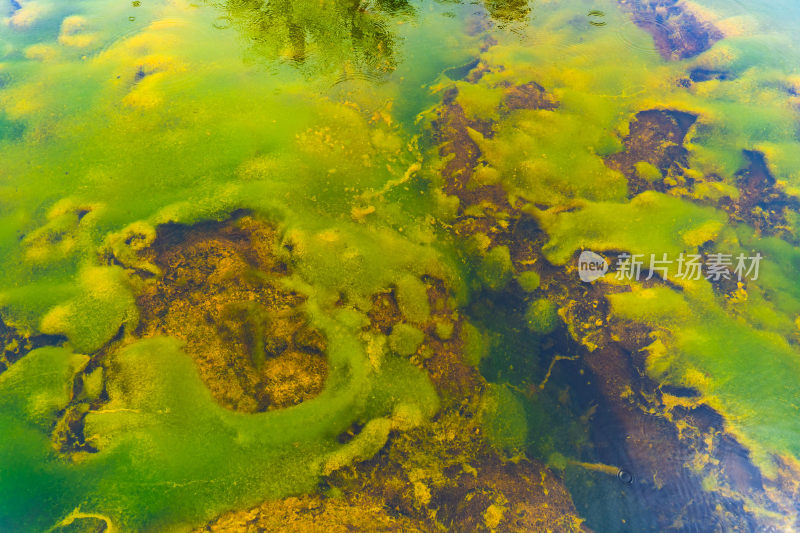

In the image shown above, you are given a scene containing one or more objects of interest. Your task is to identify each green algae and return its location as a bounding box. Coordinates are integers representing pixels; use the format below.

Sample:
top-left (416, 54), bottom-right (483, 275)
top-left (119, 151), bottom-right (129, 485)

top-left (609, 287), bottom-right (800, 474)
top-left (634, 161), bottom-right (663, 182)
top-left (478, 383), bottom-right (528, 454)
top-left (0, 3), bottom-right (474, 526)
top-left (3, 0), bottom-right (800, 529)
top-left (388, 322), bottom-right (425, 356)
top-left (537, 190), bottom-right (800, 475)
top-left (532, 191), bottom-right (728, 266)
top-left (461, 321), bottom-right (490, 367)
top-left (476, 244), bottom-right (513, 290)
top-left (0, 311), bottom-right (438, 530)
top-left (394, 274), bottom-right (431, 324)
top-left (39, 266), bottom-right (138, 353)
top-left (524, 298), bottom-right (559, 335)
top-left (516, 270), bottom-right (540, 292)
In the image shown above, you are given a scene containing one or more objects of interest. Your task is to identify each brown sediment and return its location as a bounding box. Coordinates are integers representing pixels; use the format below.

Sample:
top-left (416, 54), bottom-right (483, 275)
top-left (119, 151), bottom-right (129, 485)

top-left (617, 0), bottom-right (724, 60)
top-left (135, 215), bottom-right (327, 413)
top-left (195, 494), bottom-right (428, 532)
top-left (430, 86), bottom-right (507, 209)
top-left (197, 448), bottom-right (589, 533)
top-left (328, 410), bottom-right (591, 532)
top-left (500, 80), bottom-right (558, 113)
top-left (0, 316), bottom-right (65, 375)
top-left (723, 149), bottom-right (800, 240)
top-left (604, 109), bottom-right (697, 198)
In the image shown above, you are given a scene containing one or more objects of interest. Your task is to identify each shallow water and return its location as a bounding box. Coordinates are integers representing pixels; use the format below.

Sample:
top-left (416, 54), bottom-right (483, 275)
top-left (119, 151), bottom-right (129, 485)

top-left (2, 0), bottom-right (800, 531)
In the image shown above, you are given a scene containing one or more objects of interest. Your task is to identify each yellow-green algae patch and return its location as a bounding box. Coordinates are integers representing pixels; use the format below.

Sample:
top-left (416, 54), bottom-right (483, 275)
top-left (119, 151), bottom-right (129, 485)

top-left (0, 1), bottom-right (470, 529)
top-left (609, 287), bottom-right (800, 475)
top-left (4, 0), bottom-right (800, 529)
top-left (0, 309), bottom-right (438, 531)
top-left (532, 191), bottom-right (727, 266)
top-left (533, 187), bottom-right (800, 474)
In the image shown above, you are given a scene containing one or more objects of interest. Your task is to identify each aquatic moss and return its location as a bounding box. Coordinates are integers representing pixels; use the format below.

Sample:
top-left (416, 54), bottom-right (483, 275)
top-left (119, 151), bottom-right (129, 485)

top-left (477, 245), bottom-right (513, 290)
top-left (394, 274), bottom-right (430, 324)
top-left (389, 323), bottom-right (425, 357)
top-left (478, 383), bottom-right (528, 454)
top-left (517, 270), bottom-right (540, 292)
top-left (525, 299), bottom-right (559, 335)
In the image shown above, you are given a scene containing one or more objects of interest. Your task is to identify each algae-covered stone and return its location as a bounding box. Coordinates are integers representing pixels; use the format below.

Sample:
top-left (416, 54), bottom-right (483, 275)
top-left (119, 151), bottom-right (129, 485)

top-left (434, 319), bottom-right (454, 340)
top-left (634, 161), bottom-right (662, 182)
top-left (462, 322), bottom-right (490, 366)
top-left (517, 270), bottom-right (541, 292)
top-left (525, 299), bottom-right (559, 334)
top-left (389, 323), bottom-right (425, 356)
top-left (395, 275), bottom-right (430, 324)
top-left (477, 245), bottom-right (513, 290)
top-left (478, 383), bottom-right (528, 454)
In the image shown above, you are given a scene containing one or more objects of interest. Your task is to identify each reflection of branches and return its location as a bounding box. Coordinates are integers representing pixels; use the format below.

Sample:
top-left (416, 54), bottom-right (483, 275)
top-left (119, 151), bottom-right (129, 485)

top-left (217, 0), bottom-right (532, 76)
top-left (220, 0), bottom-right (414, 77)
top-left (483, 0), bottom-right (530, 25)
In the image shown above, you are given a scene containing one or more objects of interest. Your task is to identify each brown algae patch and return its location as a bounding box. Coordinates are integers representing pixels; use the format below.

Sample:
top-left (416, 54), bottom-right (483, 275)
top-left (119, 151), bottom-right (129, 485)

top-left (136, 214), bottom-right (327, 412)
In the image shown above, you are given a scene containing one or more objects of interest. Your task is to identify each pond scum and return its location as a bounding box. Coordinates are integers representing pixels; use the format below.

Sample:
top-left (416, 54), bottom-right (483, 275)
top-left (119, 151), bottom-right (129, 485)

top-left (2, 0), bottom-right (800, 531)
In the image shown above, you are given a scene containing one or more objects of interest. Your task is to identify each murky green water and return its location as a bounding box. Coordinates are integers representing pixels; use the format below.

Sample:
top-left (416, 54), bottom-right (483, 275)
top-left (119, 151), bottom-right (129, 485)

top-left (2, 0), bottom-right (800, 531)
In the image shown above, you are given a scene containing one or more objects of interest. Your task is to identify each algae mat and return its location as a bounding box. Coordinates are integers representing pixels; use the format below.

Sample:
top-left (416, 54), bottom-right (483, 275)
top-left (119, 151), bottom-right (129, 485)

top-left (2, 0), bottom-right (800, 531)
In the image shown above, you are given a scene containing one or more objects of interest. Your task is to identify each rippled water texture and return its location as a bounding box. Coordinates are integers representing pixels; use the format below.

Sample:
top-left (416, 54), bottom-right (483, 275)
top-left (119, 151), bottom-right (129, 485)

top-left (2, 0), bottom-right (800, 531)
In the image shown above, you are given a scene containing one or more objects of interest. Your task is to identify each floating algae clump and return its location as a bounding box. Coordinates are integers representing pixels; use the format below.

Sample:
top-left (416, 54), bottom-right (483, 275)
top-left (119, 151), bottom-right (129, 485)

top-left (533, 191), bottom-right (727, 265)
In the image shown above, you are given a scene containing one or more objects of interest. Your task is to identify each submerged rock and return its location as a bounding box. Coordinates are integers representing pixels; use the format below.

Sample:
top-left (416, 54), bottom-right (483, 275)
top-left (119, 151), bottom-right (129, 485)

top-left (136, 214), bottom-right (328, 412)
